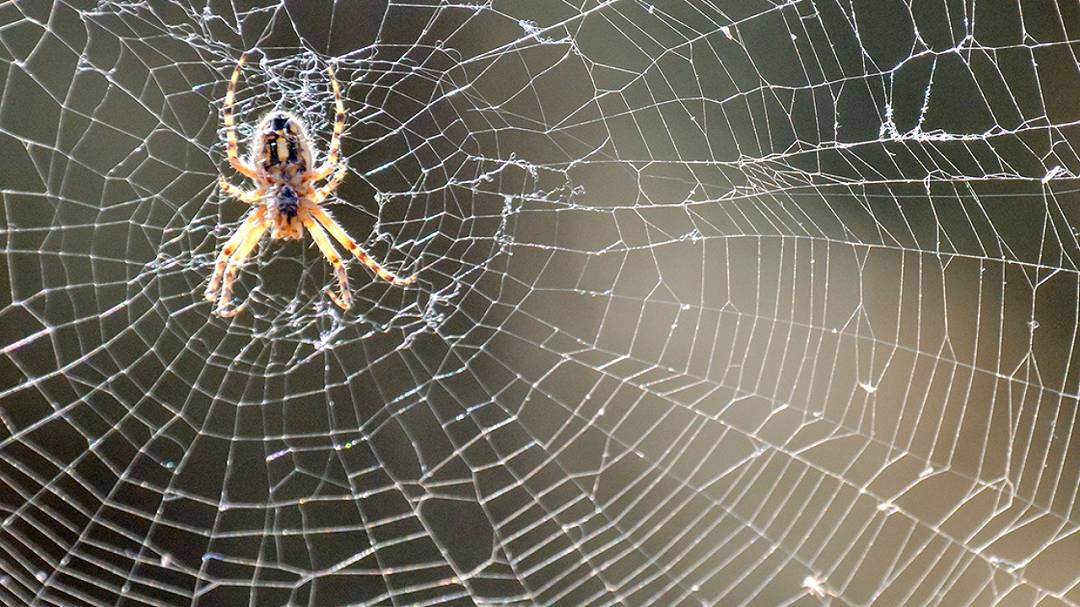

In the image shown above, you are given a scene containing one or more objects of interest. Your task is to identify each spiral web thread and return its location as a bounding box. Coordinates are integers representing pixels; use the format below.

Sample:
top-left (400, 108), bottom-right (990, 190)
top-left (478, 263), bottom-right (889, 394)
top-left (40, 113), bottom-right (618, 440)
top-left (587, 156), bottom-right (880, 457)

top-left (1, 1), bottom-right (1079, 605)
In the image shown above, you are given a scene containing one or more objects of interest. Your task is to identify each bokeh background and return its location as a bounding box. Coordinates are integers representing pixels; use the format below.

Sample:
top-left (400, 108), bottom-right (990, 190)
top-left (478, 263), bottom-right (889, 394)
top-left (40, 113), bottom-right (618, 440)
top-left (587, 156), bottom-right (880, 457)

top-left (1, 0), bottom-right (1078, 605)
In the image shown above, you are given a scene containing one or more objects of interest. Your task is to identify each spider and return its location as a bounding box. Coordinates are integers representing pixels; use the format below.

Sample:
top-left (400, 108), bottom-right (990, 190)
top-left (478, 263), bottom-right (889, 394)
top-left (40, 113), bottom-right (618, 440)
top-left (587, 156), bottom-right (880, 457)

top-left (802, 575), bottom-right (830, 600)
top-left (206, 53), bottom-right (417, 317)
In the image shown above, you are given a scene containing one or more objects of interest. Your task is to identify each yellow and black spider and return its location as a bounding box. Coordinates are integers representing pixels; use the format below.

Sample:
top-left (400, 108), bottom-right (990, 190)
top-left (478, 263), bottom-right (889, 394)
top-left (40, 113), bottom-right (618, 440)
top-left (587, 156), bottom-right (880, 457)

top-left (206, 54), bottom-right (416, 318)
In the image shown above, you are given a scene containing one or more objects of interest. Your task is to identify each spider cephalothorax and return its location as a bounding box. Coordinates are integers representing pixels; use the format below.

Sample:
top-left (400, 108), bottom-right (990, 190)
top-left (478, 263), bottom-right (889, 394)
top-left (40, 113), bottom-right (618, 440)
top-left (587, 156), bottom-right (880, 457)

top-left (270, 184), bottom-right (302, 239)
top-left (205, 54), bottom-right (417, 317)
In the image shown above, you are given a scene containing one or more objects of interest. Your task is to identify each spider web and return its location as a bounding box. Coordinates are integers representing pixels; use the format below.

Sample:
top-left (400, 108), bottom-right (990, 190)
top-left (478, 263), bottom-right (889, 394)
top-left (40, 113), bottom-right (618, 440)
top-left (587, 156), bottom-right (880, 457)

top-left (1, 0), bottom-right (1078, 605)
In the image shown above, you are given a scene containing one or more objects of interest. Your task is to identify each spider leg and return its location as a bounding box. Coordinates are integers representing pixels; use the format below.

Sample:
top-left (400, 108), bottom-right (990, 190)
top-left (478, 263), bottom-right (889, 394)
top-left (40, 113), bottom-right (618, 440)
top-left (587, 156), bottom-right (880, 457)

top-left (205, 207), bottom-right (266, 303)
top-left (215, 216), bottom-right (269, 317)
top-left (312, 163), bottom-right (348, 202)
top-left (218, 176), bottom-right (265, 203)
top-left (300, 210), bottom-right (353, 310)
top-left (224, 53), bottom-right (258, 180)
top-left (307, 205), bottom-right (418, 286)
top-left (308, 63), bottom-right (345, 182)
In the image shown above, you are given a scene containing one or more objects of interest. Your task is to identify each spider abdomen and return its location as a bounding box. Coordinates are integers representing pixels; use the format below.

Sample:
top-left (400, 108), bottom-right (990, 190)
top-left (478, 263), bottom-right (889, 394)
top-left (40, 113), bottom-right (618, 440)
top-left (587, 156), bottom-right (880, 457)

top-left (255, 112), bottom-right (313, 179)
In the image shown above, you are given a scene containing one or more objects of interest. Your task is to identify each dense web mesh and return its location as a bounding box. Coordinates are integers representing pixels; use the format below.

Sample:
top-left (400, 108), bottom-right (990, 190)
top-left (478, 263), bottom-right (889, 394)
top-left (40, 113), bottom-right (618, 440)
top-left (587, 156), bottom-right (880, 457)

top-left (1, 0), bottom-right (1079, 605)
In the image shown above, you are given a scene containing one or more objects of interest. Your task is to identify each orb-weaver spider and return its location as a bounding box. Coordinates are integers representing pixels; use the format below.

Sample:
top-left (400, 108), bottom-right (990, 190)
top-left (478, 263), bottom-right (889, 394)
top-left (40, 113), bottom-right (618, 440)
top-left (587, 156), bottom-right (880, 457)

top-left (206, 54), bottom-right (416, 317)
